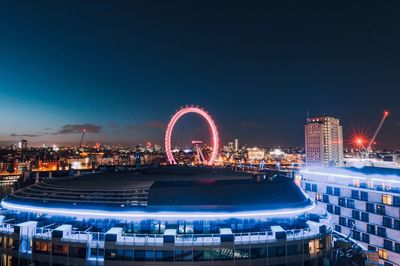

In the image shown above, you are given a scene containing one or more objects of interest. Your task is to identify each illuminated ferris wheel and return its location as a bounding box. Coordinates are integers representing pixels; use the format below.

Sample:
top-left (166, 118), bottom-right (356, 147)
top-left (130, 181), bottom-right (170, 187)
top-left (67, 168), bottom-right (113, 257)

top-left (165, 105), bottom-right (219, 165)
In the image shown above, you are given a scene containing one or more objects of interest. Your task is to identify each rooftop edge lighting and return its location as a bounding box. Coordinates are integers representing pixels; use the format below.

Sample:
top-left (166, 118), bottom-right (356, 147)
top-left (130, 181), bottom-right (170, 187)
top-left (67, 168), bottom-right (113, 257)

top-left (1, 200), bottom-right (316, 220)
top-left (301, 169), bottom-right (400, 184)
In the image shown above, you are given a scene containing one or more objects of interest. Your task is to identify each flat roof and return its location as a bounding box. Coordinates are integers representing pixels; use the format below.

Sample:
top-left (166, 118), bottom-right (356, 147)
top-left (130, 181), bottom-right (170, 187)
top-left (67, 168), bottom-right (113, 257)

top-left (3, 167), bottom-right (313, 217)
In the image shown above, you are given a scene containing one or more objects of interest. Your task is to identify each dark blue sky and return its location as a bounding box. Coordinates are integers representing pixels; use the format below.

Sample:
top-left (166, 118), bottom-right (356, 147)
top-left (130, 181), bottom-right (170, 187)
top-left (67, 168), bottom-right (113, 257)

top-left (0, 1), bottom-right (399, 148)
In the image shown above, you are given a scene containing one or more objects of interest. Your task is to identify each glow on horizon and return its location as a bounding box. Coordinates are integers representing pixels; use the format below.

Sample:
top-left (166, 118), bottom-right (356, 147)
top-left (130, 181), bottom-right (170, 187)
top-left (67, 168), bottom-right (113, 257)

top-left (1, 200), bottom-right (316, 220)
top-left (301, 168), bottom-right (400, 184)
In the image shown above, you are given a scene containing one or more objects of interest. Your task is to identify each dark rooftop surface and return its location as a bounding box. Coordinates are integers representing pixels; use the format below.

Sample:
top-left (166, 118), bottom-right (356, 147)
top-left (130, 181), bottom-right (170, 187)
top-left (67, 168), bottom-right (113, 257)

top-left (3, 167), bottom-right (312, 212)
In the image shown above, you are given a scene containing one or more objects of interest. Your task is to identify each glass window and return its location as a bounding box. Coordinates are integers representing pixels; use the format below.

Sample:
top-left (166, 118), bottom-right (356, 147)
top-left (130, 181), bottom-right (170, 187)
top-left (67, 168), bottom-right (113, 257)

top-left (251, 247), bottom-right (267, 259)
top-left (382, 195), bottom-right (393, 205)
top-left (69, 246), bottom-right (87, 259)
top-left (334, 225), bottom-right (341, 232)
top-left (327, 204), bottom-right (334, 213)
top-left (378, 227), bottom-right (386, 238)
top-left (361, 212), bottom-right (369, 222)
top-left (366, 203), bottom-right (375, 213)
top-left (362, 234), bottom-right (370, 244)
top-left (352, 210), bottom-right (360, 220)
top-left (52, 244), bottom-right (68, 257)
top-left (312, 184), bottom-right (317, 192)
top-left (376, 205), bottom-right (385, 215)
top-left (134, 250), bottom-right (145, 261)
top-left (395, 243), bottom-right (400, 253)
top-left (338, 198), bottom-right (346, 207)
top-left (347, 199), bottom-right (355, 209)
top-left (326, 186), bottom-right (333, 195)
top-left (323, 194), bottom-right (329, 203)
top-left (339, 217), bottom-right (346, 226)
top-left (393, 196), bottom-right (400, 206)
top-left (163, 251), bottom-right (174, 261)
top-left (105, 249), bottom-right (118, 260)
top-left (235, 248), bottom-right (249, 260)
top-left (275, 246), bottom-right (286, 257)
top-left (353, 230), bottom-right (360, 240)
top-left (361, 191), bottom-right (369, 201)
top-left (335, 206), bottom-right (341, 215)
top-left (367, 224), bottom-right (376, 235)
top-left (315, 193), bottom-right (322, 201)
top-left (351, 190), bottom-right (360, 199)
top-left (383, 217), bottom-right (392, 228)
top-left (334, 187), bottom-right (341, 196)
top-left (384, 240), bottom-right (393, 251)
top-left (348, 219), bottom-right (355, 228)
top-left (378, 249), bottom-right (388, 260)
top-left (394, 220), bottom-right (400, 230)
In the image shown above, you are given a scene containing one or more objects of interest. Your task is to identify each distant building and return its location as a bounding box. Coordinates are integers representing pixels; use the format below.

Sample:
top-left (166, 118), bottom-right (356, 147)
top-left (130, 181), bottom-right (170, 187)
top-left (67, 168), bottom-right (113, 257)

top-left (247, 147), bottom-right (265, 161)
top-left (234, 139), bottom-right (239, 152)
top-left (305, 115), bottom-right (343, 167)
top-left (228, 142), bottom-right (234, 151)
top-left (21, 139), bottom-right (28, 149)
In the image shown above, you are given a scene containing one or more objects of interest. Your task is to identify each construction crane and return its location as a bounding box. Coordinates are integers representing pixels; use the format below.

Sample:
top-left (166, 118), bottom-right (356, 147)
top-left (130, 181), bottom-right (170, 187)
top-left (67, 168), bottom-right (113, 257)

top-left (79, 129), bottom-right (87, 149)
top-left (365, 111), bottom-right (389, 157)
top-left (192, 140), bottom-right (206, 164)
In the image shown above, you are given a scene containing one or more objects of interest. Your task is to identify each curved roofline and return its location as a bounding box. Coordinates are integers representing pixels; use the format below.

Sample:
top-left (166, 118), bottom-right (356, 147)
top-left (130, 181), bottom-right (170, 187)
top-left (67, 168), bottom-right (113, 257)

top-left (1, 199), bottom-right (316, 220)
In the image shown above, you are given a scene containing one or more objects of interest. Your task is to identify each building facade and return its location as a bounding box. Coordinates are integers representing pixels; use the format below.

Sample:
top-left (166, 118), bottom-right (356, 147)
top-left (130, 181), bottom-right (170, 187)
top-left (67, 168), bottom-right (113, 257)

top-left (0, 167), bottom-right (333, 266)
top-left (305, 116), bottom-right (343, 167)
top-left (300, 167), bottom-right (400, 266)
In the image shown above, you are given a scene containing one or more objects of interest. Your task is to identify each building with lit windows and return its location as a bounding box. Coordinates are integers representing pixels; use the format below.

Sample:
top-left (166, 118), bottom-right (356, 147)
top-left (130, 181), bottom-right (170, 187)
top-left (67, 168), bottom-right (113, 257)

top-left (300, 167), bottom-right (400, 266)
top-left (0, 167), bottom-right (333, 265)
top-left (305, 116), bottom-right (343, 167)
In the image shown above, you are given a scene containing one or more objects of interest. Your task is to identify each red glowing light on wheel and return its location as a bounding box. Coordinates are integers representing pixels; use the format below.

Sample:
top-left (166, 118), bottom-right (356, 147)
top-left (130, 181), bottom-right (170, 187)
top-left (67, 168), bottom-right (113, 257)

top-left (165, 106), bottom-right (219, 165)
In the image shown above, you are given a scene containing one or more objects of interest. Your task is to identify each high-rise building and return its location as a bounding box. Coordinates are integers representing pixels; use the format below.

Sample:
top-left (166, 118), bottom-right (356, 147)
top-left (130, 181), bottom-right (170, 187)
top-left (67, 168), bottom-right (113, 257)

top-left (234, 138), bottom-right (239, 152)
top-left (300, 167), bottom-right (400, 265)
top-left (21, 139), bottom-right (28, 149)
top-left (305, 115), bottom-right (343, 167)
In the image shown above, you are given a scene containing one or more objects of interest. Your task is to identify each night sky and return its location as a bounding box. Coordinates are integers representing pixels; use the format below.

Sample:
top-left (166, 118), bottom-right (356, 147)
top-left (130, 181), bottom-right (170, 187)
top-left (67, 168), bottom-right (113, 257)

top-left (1, 1), bottom-right (400, 149)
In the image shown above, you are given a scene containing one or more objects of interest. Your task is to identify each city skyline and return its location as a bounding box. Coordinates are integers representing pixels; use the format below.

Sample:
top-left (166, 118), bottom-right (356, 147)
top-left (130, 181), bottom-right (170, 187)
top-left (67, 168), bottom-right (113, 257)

top-left (1, 1), bottom-right (400, 148)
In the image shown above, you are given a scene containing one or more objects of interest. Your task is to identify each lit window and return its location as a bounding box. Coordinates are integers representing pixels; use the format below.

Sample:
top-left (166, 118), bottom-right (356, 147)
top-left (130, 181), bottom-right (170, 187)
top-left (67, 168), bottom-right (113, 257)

top-left (378, 249), bottom-right (388, 260)
top-left (382, 195), bottom-right (393, 205)
top-left (315, 193), bottom-right (322, 201)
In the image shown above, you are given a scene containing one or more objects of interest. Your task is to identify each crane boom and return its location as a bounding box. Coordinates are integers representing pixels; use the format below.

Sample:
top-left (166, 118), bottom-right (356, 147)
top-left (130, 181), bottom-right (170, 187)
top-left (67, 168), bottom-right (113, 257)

top-left (79, 129), bottom-right (86, 148)
top-left (366, 111), bottom-right (389, 155)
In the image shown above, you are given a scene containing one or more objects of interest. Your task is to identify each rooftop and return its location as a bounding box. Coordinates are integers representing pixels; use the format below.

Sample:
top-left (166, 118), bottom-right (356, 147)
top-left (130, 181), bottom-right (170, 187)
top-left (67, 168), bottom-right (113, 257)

top-left (2, 166), bottom-right (314, 219)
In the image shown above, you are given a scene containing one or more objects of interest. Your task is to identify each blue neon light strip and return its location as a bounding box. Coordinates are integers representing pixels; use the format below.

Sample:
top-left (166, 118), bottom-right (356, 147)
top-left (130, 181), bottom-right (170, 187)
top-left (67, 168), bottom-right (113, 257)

top-left (301, 169), bottom-right (400, 184)
top-left (1, 200), bottom-right (316, 220)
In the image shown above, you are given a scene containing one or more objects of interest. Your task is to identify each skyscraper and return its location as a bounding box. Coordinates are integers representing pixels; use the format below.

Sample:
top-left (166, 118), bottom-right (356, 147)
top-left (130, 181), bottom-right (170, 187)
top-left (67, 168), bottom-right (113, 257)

top-left (234, 139), bottom-right (239, 152)
top-left (305, 115), bottom-right (343, 167)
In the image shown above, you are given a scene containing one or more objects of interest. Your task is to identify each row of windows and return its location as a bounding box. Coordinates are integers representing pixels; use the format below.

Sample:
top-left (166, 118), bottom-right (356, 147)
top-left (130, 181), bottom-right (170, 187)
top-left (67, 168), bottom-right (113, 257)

top-left (351, 190), bottom-right (369, 201)
top-left (338, 217), bottom-right (355, 228)
top-left (382, 239), bottom-right (400, 254)
top-left (305, 183), bottom-right (317, 192)
top-left (326, 186), bottom-right (341, 196)
top-left (367, 224), bottom-right (387, 238)
top-left (104, 243), bottom-right (317, 261)
top-left (352, 230), bottom-right (370, 244)
top-left (352, 210), bottom-right (370, 223)
top-left (382, 217), bottom-right (400, 230)
top-left (307, 182), bottom-right (400, 208)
